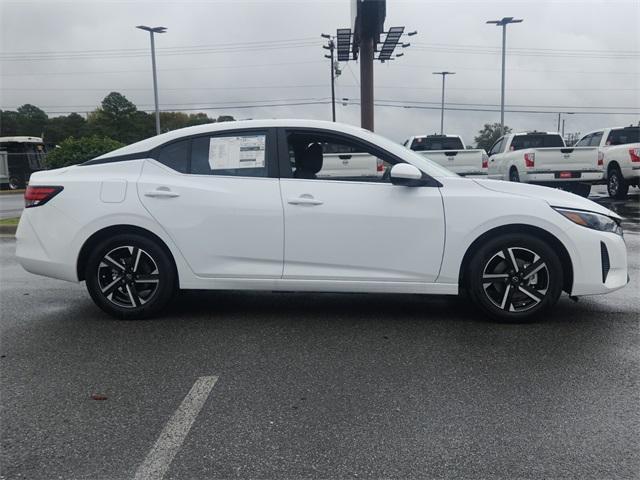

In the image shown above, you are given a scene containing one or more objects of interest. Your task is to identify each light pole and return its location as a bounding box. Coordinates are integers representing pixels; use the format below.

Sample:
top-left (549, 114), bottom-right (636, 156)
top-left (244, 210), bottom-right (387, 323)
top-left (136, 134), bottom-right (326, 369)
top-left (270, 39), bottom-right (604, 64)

top-left (136, 25), bottom-right (167, 135)
top-left (557, 111), bottom-right (574, 135)
top-left (486, 17), bottom-right (523, 134)
top-left (432, 71), bottom-right (455, 135)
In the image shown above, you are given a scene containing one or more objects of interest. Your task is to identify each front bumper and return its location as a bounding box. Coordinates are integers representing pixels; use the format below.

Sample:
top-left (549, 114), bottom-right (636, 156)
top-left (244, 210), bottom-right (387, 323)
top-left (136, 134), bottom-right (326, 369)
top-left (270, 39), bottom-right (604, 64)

top-left (566, 224), bottom-right (628, 296)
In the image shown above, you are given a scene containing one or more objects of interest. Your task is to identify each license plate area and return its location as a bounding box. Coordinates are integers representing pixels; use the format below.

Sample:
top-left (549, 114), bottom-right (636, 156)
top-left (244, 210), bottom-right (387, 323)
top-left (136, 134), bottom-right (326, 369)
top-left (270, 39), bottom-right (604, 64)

top-left (556, 171), bottom-right (581, 179)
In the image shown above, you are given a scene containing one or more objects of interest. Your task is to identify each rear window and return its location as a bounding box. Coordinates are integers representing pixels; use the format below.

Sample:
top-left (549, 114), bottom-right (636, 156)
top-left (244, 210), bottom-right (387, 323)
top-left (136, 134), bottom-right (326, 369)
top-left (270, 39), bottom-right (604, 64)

top-left (410, 136), bottom-right (464, 151)
top-left (510, 134), bottom-right (565, 151)
top-left (606, 127), bottom-right (639, 146)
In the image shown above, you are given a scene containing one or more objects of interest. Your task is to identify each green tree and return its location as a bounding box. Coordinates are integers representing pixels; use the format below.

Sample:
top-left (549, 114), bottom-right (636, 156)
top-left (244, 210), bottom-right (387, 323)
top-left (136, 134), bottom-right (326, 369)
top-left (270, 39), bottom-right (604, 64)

top-left (44, 136), bottom-right (124, 169)
top-left (0, 110), bottom-right (19, 136)
top-left (87, 92), bottom-right (148, 144)
top-left (474, 123), bottom-right (512, 151)
top-left (43, 113), bottom-right (87, 144)
top-left (16, 104), bottom-right (49, 136)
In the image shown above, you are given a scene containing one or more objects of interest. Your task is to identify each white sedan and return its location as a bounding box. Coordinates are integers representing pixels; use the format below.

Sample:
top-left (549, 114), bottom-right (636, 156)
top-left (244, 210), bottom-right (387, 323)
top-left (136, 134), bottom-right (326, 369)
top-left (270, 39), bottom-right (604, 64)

top-left (16, 119), bottom-right (628, 321)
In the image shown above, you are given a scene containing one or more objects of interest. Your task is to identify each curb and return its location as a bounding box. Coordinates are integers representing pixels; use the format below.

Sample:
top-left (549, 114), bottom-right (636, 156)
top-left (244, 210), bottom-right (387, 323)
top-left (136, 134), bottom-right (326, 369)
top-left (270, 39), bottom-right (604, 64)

top-left (0, 225), bottom-right (17, 235)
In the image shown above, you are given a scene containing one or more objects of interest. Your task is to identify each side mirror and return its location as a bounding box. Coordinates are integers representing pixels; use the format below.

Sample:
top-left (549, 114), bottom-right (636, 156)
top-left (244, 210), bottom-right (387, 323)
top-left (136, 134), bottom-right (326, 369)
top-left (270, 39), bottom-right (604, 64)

top-left (389, 163), bottom-right (426, 186)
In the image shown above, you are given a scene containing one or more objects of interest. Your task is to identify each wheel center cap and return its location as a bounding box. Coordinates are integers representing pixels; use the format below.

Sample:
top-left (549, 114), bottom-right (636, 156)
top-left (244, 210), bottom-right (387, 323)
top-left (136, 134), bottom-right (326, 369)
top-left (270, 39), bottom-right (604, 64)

top-left (512, 276), bottom-right (520, 284)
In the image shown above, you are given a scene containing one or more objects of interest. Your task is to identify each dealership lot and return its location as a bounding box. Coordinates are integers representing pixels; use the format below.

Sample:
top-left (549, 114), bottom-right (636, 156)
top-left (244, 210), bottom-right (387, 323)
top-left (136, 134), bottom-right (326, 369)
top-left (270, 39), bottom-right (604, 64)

top-left (0, 191), bottom-right (638, 479)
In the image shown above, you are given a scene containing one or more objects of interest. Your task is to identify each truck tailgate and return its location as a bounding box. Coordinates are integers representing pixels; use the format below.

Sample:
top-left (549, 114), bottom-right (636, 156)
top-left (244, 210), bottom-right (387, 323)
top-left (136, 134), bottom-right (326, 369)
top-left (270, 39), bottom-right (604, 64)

top-left (419, 149), bottom-right (486, 175)
top-left (530, 146), bottom-right (599, 174)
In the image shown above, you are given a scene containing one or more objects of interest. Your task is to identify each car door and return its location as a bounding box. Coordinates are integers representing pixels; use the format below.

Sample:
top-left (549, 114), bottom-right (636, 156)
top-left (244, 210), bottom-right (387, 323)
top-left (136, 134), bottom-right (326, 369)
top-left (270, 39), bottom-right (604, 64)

top-left (277, 128), bottom-right (445, 283)
top-left (487, 137), bottom-right (505, 178)
top-left (138, 128), bottom-right (284, 278)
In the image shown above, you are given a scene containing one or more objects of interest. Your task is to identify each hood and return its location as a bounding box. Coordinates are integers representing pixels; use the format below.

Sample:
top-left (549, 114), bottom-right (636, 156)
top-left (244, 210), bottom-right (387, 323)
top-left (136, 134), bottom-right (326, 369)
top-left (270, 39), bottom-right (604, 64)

top-left (473, 179), bottom-right (621, 220)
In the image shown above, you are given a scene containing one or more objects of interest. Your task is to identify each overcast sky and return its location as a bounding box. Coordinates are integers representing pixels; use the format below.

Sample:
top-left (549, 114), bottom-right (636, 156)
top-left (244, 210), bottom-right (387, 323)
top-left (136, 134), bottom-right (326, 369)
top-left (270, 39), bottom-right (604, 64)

top-left (1, 0), bottom-right (638, 144)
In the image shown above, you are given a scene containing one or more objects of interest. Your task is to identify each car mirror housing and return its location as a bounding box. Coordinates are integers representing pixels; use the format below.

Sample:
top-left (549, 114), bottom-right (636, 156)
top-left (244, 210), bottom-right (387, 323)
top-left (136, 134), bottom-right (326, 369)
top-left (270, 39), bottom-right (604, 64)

top-left (389, 163), bottom-right (427, 186)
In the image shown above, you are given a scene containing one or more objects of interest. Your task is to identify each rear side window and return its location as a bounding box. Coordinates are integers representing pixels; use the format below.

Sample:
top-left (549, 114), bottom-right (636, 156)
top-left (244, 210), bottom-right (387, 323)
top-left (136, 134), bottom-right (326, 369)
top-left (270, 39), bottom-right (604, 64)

top-left (410, 136), bottom-right (464, 151)
top-left (157, 140), bottom-right (189, 173)
top-left (510, 134), bottom-right (564, 151)
top-left (191, 132), bottom-right (268, 177)
top-left (606, 127), bottom-right (639, 146)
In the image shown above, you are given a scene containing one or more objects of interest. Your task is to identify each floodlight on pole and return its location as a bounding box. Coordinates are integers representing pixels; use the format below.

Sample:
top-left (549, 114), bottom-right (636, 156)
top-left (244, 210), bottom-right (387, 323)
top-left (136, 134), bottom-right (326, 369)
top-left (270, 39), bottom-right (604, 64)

top-left (136, 25), bottom-right (167, 135)
top-left (486, 17), bottom-right (523, 135)
top-left (433, 71), bottom-right (455, 135)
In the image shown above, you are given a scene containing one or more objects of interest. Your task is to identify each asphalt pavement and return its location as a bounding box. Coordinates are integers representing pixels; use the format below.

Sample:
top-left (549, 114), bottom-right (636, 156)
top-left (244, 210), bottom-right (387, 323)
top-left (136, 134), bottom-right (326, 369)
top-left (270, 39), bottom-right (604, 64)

top-left (0, 191), bottom-right (638, 480)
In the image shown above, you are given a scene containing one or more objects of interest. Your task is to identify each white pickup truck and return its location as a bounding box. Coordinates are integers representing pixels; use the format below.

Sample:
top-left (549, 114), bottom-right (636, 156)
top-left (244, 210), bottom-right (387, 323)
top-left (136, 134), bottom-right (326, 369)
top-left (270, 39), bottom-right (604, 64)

top-left (403, 134), bottom-right (488, 177)
top-left (487, 131), bottom-right (602, 197)
top-left (574, 125), bottom-right (640, 199)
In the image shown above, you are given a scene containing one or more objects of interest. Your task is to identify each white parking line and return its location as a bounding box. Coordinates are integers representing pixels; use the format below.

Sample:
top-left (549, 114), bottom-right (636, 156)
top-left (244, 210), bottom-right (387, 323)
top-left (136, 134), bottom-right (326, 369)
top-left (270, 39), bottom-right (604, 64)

top-left (133, 375), bottom-right (219, 480)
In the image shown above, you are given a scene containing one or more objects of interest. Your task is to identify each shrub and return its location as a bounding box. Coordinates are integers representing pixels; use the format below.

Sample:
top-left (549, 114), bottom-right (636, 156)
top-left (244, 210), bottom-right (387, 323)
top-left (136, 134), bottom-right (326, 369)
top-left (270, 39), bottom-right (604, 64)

top-left (44, 136), bottom-right (124, 169)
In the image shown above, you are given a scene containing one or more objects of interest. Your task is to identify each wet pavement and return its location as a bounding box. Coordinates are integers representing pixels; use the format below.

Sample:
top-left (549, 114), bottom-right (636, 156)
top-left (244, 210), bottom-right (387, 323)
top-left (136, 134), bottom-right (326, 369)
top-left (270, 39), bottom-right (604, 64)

top-left (0, 187), bottom-right (638, 480)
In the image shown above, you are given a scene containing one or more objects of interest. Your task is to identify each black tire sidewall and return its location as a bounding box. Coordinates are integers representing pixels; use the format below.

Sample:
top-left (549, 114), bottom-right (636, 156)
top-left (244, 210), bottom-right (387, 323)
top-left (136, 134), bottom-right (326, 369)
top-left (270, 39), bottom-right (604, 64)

top-left (85, 233), bottom-right (176, 319)
top-left (509, 169), bottom-right (520, 182)
top-left (468, 233), bottom-right (563, 322)
top-left (607, 168), bottom-right (628, 199)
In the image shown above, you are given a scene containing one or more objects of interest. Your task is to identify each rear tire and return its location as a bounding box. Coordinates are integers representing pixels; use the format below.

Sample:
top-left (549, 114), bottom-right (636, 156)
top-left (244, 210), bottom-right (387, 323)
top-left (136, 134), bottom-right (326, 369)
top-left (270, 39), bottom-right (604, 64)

top-left (467, 233), bottom-right (563, 322)
top-left (607, 167), bottom-right (628, 199)
top-left (509, 168), bottom-right (520, 182)
top-left (85, 233), bottom-right (176, 319)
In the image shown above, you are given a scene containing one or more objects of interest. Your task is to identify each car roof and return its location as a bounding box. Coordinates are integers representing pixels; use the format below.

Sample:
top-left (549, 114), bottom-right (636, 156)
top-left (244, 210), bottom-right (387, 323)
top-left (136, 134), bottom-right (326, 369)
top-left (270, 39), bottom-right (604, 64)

top-left (0, 136), bottom-right (44, 143)
top-left (94, 119), bottom-right (375, 160)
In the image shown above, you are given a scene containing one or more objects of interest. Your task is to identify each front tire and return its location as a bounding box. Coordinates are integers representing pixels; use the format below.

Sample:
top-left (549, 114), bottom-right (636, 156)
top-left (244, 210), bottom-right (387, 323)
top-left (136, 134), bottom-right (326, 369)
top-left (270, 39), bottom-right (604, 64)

top-left (85, 234), bottom-right (176, 319)
top-left (467, 234), bottom-right (563, 322)
top-left (607, 167), bottom-right (628, 199)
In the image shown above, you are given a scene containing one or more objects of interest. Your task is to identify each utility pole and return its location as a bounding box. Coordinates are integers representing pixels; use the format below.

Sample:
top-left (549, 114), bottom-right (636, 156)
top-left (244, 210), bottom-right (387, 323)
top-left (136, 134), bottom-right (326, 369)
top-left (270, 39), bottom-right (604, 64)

top-left (433, 71), bottom-right (455, 135)
top-left (486, 17), bottom-right (523, 134)
top-left (136, 25), bottom-right (167, 135)
top-left (322, 34), bottom-right (337, 122)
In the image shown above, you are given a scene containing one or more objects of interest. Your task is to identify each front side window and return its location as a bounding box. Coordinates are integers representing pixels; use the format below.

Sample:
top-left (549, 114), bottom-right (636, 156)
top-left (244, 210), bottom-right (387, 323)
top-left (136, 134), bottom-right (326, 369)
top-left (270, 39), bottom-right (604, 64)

top-left (589, 131), bottom-right (604, 147)
top-left (488, 138), bottom-right (504, 156)
top-left (285, 130), bottom-right (395, 182)
top-left (191, 132), bottom-right (268, 177)
top-left (574, 134), bottom-right (592, 147)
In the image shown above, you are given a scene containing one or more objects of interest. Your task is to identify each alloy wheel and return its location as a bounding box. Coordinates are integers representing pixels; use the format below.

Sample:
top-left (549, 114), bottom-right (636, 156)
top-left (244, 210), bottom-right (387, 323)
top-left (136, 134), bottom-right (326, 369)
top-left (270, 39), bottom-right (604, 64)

top-left (481, 247), bottom-right (550, 313)
top-left (608, 173), bottom-right (619, 196)
top-left (97, 245), bottom-right (160, 308)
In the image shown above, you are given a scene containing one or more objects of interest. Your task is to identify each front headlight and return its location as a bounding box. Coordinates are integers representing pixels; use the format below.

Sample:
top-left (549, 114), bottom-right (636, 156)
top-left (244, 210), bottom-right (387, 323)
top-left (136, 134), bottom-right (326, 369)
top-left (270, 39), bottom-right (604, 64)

top-left (553, 207), bottom-right (623, 236)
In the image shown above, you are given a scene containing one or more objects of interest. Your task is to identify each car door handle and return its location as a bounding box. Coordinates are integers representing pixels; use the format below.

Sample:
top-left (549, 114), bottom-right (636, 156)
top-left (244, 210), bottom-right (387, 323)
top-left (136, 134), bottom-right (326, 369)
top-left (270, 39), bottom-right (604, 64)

top-left (144, 188), bottom-right (180, 198)
top-left (287, 195), bottom-right (323, 206)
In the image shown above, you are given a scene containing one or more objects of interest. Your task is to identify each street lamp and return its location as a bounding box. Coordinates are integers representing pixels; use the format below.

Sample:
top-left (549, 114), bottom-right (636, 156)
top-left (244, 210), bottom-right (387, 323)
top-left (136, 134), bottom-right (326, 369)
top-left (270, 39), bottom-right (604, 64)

top-left (136, 25), bottom-right (167, 135)
top-left (486, 17), bottom-right (523, 134)
top-left (432, 71), bottom-right (455, 135)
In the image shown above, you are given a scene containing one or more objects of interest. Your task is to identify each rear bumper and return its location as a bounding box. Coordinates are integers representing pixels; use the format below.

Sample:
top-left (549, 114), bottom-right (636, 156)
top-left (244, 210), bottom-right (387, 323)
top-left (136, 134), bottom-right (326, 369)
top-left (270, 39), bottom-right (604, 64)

top-left (15, 210), bottom-right (79, 283)
top-left (525, 170), bottom-right (603, 184)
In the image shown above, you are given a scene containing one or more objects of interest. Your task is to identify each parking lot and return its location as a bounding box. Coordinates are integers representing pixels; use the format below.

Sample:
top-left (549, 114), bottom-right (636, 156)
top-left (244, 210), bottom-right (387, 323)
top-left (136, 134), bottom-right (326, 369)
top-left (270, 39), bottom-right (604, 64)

top-left (0, 188), bottom-right (638, 480)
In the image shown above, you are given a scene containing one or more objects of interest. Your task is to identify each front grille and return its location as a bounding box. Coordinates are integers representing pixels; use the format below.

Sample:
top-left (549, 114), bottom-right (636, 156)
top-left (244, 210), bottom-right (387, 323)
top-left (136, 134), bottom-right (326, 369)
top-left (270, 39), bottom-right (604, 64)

top-left (600, 242), bottom-right (610, 283)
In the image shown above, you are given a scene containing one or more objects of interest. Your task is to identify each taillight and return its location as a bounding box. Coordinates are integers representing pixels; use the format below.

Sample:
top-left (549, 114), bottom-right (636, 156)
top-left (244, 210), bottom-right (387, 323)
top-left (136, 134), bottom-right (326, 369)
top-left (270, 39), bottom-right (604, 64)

top-left (524, 153), bottom-right (535, 168)
top-left (24, 186), bottom-right (63, 208)
top-left (630, 148), bottom-right (640, 163)
top-left (481, 152), bottom-right (489, 169)
top-left (376, 158), bottom-right (384, 172)
top-left (597, 151), bottom-right (604, 167)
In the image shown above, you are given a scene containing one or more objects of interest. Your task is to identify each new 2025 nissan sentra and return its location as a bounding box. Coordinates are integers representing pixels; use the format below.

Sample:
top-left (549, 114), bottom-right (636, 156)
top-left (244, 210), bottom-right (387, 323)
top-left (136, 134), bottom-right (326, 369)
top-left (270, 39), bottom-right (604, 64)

top-left (16, 120), bottom-right (628, 321)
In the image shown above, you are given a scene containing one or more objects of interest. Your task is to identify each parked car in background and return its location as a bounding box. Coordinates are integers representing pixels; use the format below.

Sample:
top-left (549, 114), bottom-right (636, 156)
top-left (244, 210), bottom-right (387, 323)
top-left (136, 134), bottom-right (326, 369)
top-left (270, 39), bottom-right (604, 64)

top-left (575, 125), bottom-right (640, 199)
top-left (404, 134), bottom-right (488, 177)
top-left (0, 151), bottom-right (9, 190)
top-left (16, 120), bottom-right (628, 322)
top-left (0, 136), bottom-right (47, 190)
top-left (487, 131), bottom-right (602, 197)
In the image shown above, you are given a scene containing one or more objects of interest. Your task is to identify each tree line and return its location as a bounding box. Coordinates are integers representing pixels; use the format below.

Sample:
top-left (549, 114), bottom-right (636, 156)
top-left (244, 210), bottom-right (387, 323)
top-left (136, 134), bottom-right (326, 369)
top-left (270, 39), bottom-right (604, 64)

top-left (0, 91), bottom-right (234, 145)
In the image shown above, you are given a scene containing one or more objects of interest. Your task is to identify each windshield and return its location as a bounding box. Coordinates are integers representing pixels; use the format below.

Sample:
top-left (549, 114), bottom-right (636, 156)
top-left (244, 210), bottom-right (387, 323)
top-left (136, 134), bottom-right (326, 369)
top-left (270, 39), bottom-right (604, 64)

top-left (410, 136), bottom-right (464, 151)
top-left (606, 127), bottom-right (639, 146)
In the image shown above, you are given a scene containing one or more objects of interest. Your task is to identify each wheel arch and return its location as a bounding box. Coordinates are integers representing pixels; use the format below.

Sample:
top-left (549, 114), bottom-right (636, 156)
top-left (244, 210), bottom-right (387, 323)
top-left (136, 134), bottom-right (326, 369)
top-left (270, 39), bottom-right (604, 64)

top-left (76, 224), bottom-right (178, 282)
top-left (458, 224), bottom-right (573, 294)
